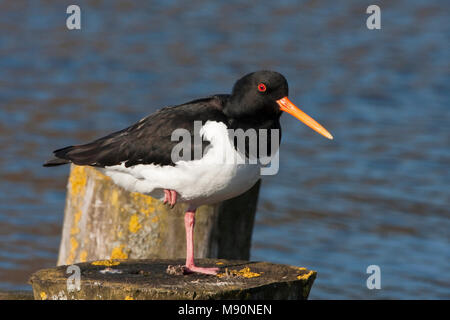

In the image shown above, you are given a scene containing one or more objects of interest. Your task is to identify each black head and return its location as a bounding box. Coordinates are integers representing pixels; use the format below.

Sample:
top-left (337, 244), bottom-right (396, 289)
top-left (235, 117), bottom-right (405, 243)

top-left (225, 70), bottom-right (288, 119)
top-left (225, 70), bottom-right (333, 140)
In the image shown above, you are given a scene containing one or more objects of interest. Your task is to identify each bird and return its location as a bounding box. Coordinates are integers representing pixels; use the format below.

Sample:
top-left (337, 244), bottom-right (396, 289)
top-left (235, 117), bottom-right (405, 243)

top-left (44, 70), bottom-right (333, 275)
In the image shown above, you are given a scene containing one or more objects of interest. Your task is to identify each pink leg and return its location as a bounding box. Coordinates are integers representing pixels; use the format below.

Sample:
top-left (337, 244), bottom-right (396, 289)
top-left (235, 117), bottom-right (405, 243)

top-left (184, 207), bottom-right (219, 275)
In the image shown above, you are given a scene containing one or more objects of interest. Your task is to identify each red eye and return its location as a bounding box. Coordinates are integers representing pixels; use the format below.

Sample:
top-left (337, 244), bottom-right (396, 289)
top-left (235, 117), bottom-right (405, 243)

top-left (258, 83), bottom-right (267, 92)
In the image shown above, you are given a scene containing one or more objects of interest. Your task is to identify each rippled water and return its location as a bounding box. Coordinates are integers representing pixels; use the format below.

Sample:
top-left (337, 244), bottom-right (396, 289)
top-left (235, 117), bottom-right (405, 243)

top-left (0, 0), bottom-right (449, 299)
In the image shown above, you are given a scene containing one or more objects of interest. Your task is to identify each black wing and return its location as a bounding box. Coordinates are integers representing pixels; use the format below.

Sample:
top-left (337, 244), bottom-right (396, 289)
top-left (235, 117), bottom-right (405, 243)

top-left (43, 95), bottom-right (229, 168)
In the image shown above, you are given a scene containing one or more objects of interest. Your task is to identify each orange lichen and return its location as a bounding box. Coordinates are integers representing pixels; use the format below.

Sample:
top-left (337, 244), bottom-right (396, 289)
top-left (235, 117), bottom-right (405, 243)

top-left (124, 296), bottom-right (134, 300)
top-left (40, 292), bottom-right (47, 300)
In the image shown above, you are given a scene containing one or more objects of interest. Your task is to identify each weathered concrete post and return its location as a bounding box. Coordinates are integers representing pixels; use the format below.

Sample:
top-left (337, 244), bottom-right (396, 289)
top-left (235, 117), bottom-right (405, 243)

top-left (30, 259), bottom-right (317, 300)
top-left (57, 165), bottom-right (260, 266)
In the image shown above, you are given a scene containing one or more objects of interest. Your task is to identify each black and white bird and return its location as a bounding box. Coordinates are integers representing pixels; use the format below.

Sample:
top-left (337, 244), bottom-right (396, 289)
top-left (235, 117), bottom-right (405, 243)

top-left (44, 70), bottom-right (333, 275)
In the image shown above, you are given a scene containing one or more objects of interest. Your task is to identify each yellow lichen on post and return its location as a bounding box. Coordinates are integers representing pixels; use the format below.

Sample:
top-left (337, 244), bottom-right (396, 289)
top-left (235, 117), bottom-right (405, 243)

top-left (128, 214), bottom-right (142, 233)
top-left (217, 267), bottom-right (261, 279)
top-left (69, 165), bottom-right (87, 197)
top-left (110, 189), bottom-right (119, 208)
top-left (111, 245), bottom-right (128, 259)
top-left (66, 237), bottom-right (79, 265)
top-left (70, 210), bottom-right (82, 235)
top-left (151, 216), bottom-right (159, 224)
top-left (91, 260), bottom-right (120, 266)
top-left (237, 267), bottom-right (261, 278)
top-left (80, 250), bottom-right (88, 262)
top-left (131, 192), bottom-right (156, 217)
top-left (40, 292), bottom-right (47, 300)
top-left (297, 270), bottom-right (314, 280)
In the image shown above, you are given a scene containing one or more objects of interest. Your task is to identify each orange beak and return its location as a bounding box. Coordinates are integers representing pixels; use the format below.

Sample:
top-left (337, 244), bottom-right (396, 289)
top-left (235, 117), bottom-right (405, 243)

top-left (277, 97), bottom-right (333, 140)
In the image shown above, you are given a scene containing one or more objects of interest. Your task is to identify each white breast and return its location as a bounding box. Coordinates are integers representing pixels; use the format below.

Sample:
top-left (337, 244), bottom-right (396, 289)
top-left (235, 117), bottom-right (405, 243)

top-left (100, 121), bottom-right (261, 207)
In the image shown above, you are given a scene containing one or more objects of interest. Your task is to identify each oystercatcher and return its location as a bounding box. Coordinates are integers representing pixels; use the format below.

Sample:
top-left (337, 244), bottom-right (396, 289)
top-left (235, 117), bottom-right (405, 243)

top-left (44, 71), bottom-right (333, 275)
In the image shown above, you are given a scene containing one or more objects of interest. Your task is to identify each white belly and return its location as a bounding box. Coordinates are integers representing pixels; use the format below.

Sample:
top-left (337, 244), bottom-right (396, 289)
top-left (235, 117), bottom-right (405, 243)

top-left (100, 121), bottom-right (262, 207)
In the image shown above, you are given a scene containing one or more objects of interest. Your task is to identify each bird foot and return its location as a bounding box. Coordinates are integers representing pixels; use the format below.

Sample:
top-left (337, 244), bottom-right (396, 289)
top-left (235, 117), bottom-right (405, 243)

top-left (183, 265), bottom-right (220, 275)
top-left (163, 189), bottom-right (178, 208)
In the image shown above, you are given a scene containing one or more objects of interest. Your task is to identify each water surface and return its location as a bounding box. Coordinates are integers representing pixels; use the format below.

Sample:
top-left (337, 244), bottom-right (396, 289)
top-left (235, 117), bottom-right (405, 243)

top-left (0, 0), bottom-right (448, 299)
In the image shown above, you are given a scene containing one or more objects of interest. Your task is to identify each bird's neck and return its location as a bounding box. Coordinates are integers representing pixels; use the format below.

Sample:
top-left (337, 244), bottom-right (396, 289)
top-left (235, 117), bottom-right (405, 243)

top-left (224, 98), bottom-right (281, 128)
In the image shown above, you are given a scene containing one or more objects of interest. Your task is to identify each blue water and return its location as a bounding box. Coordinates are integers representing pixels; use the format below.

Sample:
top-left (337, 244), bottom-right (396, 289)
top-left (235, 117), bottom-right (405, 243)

top-left (0, 0), bottom-right (449, 298)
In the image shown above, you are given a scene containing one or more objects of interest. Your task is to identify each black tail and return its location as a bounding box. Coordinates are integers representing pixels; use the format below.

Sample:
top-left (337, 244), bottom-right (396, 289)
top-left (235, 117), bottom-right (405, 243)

top-left (43, 158), bottom-right (71, 167)
top-left (43, 124), bottom-right (132, 168)
top-left (43, 145), bottom-right (76, 167)
top-left (43, 140), bottom-right (119, 167)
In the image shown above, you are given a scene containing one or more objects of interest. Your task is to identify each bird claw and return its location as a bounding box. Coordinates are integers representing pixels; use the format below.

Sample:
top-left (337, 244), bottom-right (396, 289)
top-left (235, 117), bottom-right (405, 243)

top-left (163, 189), bottom-right (178, 208)
top-left (163, 190), bottom-right (170, 205)
top-left (183, 265), bottom-right (220, 275)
